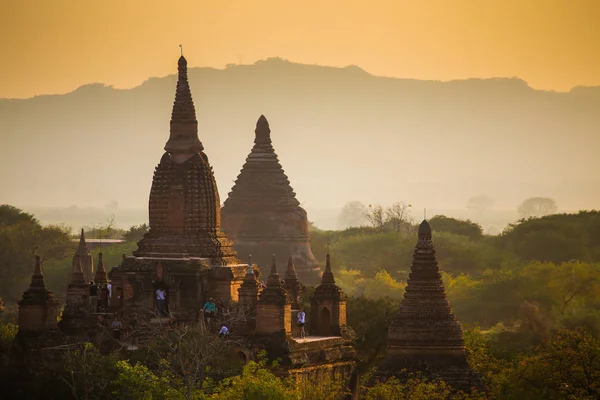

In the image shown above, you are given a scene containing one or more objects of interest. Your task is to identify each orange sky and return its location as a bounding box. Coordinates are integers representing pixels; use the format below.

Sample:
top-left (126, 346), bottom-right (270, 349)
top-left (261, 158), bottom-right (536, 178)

top-left (1, 0), bottom-right (598, 99)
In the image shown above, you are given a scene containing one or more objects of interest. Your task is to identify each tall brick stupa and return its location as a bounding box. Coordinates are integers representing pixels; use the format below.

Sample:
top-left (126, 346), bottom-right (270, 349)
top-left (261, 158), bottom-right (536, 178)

top-left (221, 115), bottom-right (321, 285)
top-left (134, 54), bottom-right (238, 265)
top-left (379, 219), bottom-right (479, 390)
top-left (112, 54), bottom-right (246, 322)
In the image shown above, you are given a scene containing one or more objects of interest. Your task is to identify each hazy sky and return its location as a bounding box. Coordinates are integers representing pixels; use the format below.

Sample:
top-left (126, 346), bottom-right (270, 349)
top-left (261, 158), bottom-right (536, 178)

top-left (1, 0), bottom-right (598, 99)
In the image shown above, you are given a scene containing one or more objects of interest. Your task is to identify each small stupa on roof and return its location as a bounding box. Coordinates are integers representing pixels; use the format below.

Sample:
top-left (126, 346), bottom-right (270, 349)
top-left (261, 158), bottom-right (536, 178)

top-left (255, 254), bottom-right (292, 337)
top-left (379, 219), bottom-right (479, 390)
top-left (94, 252), bottom-right (108, 285)
top-left (283, 253), bottom-right (304, 310)
top-left (221, 115), bottom-right (321, 284)
top-left (310, 252), bottom-right (352, 338)
top-left (59, 254), bottom-right (91, 333)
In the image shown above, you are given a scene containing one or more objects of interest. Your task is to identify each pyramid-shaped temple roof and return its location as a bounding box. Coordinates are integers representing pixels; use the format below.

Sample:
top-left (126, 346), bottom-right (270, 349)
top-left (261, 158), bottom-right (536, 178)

top-left (223, 115), bottom-right (300, 212)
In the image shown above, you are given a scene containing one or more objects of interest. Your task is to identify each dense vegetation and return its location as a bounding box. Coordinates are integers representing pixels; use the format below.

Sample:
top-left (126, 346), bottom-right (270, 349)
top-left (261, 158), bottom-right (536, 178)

top-left (1, 205), bottom-right (600, 398)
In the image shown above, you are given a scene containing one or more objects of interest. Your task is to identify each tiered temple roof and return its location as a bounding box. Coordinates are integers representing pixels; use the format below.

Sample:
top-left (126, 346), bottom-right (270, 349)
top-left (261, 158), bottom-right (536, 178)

top-left (18, 256), bottom-right (56, 306)
top-left (221, 115), bottom-right (320, 283)
top-left (381, 220), bottom-right (476, 389)
top-left (223, 115), bottom-right (300, 212)
top-left (134, 55), bottom-right (238, 264)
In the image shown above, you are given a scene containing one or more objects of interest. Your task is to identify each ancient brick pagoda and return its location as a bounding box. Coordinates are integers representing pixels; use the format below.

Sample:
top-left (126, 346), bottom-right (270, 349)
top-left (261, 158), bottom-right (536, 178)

top-left (380, 219), bottom-right (478, 390)
top-left (221, 115), bottom-right (321, 285)
top-left (107, 55), bottom-right (247, 322)
top-left (73, 228), bottom-right (94, 282)
top-left (134, 54), bottom-right (238, 264)
top-left (17, 256), bottom-right (59, 336)
top-left (59, 254), bottom-right (91, 334)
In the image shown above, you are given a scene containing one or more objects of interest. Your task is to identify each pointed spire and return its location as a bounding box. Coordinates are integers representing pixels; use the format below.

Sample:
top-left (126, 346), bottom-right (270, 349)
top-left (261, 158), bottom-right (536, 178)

top-left (267, 254), bottom-right (281, 286)
top-left (29, 255), bottom-right (46, 289)
top-left (283, 253), bottom-right (303, 309)
top-left (165, 53), bottom-right (203, 154)
top-left (285, 253), bottom-right (297, 278)
top-left (94, 252), bottom-right (108, 284)
top-left (77, 228), bottom-right (88, 252)
top-left (418, 219), bottom-right (432, 241)
top-left (254, 115), bottom-right (272, 145)
top-left (320, 252), bottom-right (336, 284)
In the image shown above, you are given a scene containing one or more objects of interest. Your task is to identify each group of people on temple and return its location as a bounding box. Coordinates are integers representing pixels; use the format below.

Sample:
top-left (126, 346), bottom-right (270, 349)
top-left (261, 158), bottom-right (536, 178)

top-left (88, 280), bottom-right (113, 312)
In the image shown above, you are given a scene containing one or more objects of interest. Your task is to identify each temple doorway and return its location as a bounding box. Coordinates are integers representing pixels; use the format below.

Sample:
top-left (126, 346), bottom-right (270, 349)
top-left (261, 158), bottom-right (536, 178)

top-left (319, 307), bottom-right (331, 336)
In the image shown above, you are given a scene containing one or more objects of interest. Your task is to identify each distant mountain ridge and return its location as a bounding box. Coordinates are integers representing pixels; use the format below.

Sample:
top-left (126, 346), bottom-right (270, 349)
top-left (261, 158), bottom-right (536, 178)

top-left (1, 57), bottom-right (599, 215)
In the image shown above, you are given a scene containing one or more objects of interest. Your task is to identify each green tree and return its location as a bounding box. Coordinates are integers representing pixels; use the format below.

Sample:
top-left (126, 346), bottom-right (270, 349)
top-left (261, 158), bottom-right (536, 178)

top-left (123, 223), bottom-right (149, 242)
top-left (212, 357), bottom-right (298, 400)
top-left (0, 204), bottom-right (38, 226)
top-left (113, 360), bottom-right (189, 400)
top-left (517, 197), bottom-right (558, 219)
top-left (363, 376), bottom-right (482, 400)
top-left (429, 215), bottom-right (483, 240)
top-left (347, 296), bottom-right (399, 365)
top-left (57, 343), bottom-right (120, 400)
top-left (145, 322), bottom-right (240, 398)
top-left (384, 202), bottom-right (413, 233)
top-left (0, 206), bottom-right (72, 302)
top-left (515, 328), bottom-right (600, 399)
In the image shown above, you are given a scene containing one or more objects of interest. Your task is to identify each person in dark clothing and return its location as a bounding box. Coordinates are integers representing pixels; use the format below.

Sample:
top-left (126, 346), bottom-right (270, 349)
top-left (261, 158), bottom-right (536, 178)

top-left (89, 281), bottom-right (99, 312)
top-left (99, 285), bottom-right (108, 312)
top-left (111, 314), bottom-right (122, 340)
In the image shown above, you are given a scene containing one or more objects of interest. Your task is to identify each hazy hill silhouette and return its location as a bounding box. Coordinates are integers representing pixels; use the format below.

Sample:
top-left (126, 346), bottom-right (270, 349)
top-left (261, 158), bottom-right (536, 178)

top-left (1, 58), bottom-right (599, 219)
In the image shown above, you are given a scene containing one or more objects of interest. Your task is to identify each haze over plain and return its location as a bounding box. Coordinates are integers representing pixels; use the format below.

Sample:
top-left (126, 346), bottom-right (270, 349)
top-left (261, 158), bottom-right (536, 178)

top-left (0, 0), bottom-right (598, 230)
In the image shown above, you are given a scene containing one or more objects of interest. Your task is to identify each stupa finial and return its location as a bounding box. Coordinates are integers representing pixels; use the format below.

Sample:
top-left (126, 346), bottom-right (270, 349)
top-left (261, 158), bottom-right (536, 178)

top-left (165, 53), bottom-right (203, 154)
top-left (254, 115), bottom-right (272, 144)
top-left (286, 253), bottom-right (297, 276)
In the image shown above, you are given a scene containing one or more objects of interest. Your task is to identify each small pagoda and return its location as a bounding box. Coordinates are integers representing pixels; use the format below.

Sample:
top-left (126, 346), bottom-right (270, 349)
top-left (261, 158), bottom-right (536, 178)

top-left (59, 254), bottom-right (91, 334)
top-left (221, 115), bottom-right (321, 285)
top-left (17, 256), bottom-right (59, 337)
top-left (379, 220), bottom-right (478, 390)
top-left (73, 229), bottom-right (94, 282)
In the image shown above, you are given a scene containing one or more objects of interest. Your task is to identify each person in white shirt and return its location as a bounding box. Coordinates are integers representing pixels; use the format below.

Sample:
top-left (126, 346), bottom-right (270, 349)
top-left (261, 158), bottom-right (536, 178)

top-left (156, 288), bottom-right (166, 316)
top-left (107, 282), bottom-right (113, 306)
top-left (219, 325), bottom-right (229, 338)
top-left (297, 308), bottom-right (306, 339)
